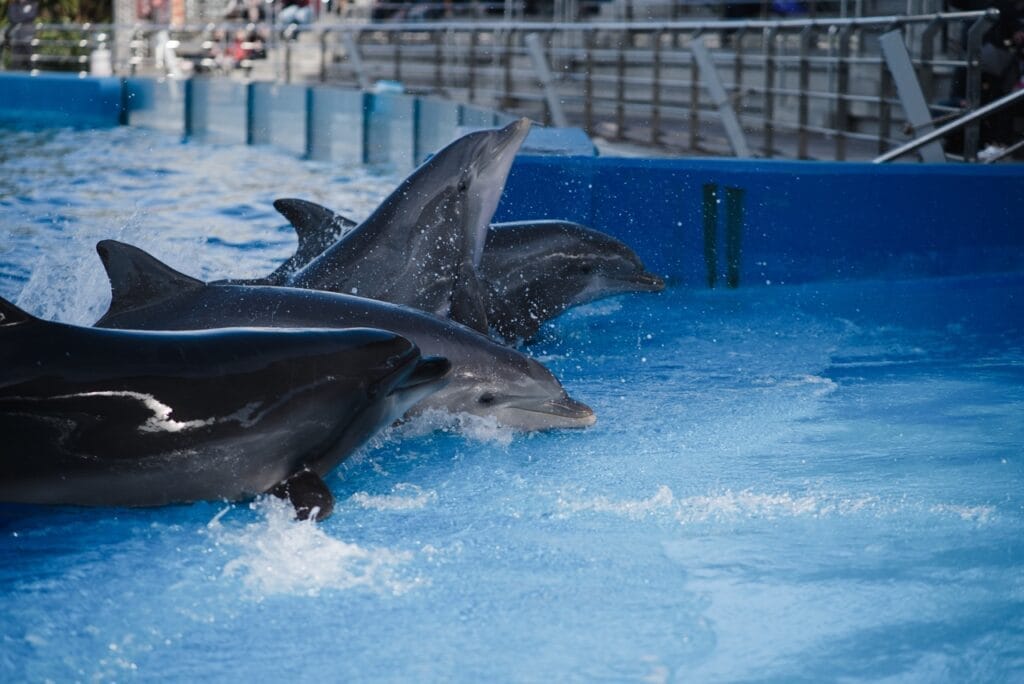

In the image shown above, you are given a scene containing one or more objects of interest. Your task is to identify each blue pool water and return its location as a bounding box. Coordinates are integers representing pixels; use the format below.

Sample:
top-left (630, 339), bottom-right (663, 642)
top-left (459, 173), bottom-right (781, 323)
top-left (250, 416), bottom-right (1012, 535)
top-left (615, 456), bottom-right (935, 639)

top-left (1, 127), bottom-right (1023, 681)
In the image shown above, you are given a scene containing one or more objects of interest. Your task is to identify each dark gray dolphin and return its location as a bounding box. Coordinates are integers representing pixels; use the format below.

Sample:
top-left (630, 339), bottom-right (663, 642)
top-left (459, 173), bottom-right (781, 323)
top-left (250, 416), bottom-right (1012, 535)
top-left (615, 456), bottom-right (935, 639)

top-left (480, 221), bottom-right (666, 343)
top-left (267, 201), bottom-right (665, 344)
top-left (0, 297), bottom-right (449, 519)
top-left (94, 240), bottom-right (596, 432)
top-left (284, 118), bottom-right (533, 333)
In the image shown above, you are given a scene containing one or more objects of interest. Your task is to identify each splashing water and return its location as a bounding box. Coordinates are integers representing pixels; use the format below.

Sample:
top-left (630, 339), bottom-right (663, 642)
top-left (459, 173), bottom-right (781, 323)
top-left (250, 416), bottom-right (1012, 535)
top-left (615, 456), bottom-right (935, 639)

top-left (212, 498), bottom-right (421, 598)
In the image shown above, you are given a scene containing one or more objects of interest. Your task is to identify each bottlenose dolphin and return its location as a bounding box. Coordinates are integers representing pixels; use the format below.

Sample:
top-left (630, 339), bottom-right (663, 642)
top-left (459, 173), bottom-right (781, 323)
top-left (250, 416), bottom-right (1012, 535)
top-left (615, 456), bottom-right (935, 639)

top-left (94, 240), bottom-right (596, 431)
top-left (480, 221), bottom-right (666, 342)
top-left (267, 201), bottom-right (665, 344)
top-left (0, 297), bottom-right (449, 520)
top-left (284, 118), bottom-right (533, 333)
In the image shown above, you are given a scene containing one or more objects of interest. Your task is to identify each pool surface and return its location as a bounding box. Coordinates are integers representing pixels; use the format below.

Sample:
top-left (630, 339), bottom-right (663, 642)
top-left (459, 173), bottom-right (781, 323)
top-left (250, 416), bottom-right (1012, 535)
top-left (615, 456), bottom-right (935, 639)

top-left (1, 127), bottom-right (1022, 681)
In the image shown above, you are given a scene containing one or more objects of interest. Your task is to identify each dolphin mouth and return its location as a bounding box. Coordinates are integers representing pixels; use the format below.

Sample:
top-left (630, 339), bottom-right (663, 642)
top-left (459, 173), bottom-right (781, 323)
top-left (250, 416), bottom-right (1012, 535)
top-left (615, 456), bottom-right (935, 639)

top-left (394, 355), bottom-right (451, 394)
top-left (509, 395), bottom-right (596, 429)
top-left (495, 117), bottom-right (533, 150)
top-left (632, 271), bottom-right (666, 291)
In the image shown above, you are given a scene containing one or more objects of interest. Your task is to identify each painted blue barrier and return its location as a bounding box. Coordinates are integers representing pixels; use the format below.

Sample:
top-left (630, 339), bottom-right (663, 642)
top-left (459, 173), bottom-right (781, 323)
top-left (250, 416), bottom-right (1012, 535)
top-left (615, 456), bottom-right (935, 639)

top-left (498, 157), bottom-right (1024, 285)
top-left (0, 72), bottom-right (124, 127)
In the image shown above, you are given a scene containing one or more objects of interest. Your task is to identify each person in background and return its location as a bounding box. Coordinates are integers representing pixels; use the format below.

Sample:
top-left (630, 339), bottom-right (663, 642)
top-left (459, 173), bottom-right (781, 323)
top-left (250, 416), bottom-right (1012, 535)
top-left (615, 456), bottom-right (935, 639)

top-left (278, 0), bottom-right (312, 34)
top-left (5, 0), bottom-right (40, 70)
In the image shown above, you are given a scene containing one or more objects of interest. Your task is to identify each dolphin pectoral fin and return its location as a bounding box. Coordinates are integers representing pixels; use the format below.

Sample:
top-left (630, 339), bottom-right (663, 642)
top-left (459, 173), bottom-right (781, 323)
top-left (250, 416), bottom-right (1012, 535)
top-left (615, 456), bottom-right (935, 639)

top-left (94, 241), bottom-right (206, 321)
top-left (0, 296), bottom-right (35, 327)
top-left (448, 261), bottom-right (490, 334)
top-left (269, 469), bottom-right (335, 522)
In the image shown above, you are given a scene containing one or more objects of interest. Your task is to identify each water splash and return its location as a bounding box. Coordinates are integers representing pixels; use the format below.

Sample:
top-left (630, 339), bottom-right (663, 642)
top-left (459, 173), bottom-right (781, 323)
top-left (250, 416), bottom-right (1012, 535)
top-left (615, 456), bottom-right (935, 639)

top-left (555, 485), bottom-right (998, 526)
top-left (349, 483), bottom-right (438, 511)
top-left (209, 498), bottom-right (420, 598)
top-left (399, 409), bottom-right (516, 447)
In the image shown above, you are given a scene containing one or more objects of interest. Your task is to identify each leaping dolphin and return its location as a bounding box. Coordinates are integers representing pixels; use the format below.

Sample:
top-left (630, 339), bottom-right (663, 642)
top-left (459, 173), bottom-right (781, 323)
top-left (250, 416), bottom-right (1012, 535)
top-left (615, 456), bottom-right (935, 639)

top-left (480, 221), bottom-right (666, 343)
top-left (94, 240), bottom-right (596, 432)
top-left (0, 297), bottom-right (450, 520)
top-left (266, 200), bottom-right (665, 344)
top-left (281, 118), bottom-right (533, 334)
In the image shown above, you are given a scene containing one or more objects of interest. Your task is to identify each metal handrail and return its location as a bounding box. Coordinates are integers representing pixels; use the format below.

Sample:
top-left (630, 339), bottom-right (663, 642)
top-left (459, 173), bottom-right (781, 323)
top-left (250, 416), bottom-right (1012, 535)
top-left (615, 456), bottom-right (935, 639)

top-left (874, 88), bottom-right (1024, 162)
top-left (4, 11), bottom-right (1008, 163)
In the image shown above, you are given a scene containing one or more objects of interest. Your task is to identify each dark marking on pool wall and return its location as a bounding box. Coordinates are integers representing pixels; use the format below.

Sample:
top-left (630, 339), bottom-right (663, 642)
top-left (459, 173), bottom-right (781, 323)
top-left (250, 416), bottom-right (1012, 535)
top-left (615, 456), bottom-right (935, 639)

top-left (702, 183), bottom-right (719, 288)
top-left (724, 186), bottom-right (745, 288)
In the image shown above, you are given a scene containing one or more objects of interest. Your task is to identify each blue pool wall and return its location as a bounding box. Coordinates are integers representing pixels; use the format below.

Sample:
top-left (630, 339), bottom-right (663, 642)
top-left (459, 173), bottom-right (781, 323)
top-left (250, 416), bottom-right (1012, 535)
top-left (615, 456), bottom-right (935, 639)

top-left (3, 72), bottom-right (1021, 287)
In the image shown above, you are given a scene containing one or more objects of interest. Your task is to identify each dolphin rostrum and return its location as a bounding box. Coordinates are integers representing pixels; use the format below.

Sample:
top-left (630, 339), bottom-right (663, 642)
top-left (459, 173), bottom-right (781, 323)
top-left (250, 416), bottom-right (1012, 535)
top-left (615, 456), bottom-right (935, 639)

top-left (94, 240), bottom-right (596, 432)
top-left (0, 296), bottom-right (450, 519)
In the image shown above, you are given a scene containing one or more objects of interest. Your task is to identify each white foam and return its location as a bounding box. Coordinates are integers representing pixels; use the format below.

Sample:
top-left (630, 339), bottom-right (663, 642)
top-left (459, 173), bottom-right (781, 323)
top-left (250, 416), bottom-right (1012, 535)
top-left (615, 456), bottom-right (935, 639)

top-left (556, 486), bottom-right (996, 526)
top-left (210, 498), bottom-right (420, 598)
top-left (929, 503), bottom-right (996, 524)
top-left (349, 483), bottom-right (438, 511)
top-left (399, 409), bottom-right (516, 447)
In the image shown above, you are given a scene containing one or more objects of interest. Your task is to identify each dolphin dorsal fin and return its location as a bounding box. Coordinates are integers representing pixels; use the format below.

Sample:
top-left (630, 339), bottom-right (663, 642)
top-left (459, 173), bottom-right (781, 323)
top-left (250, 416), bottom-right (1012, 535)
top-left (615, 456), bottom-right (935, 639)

top-left (269, 198), bottom-right (359, 283)
top-left (0, 297), bottom-right (35, 327)
top-left (273, 198), bottom-right (357, 250)
top-left (96, 240), bottom-right (204, 317)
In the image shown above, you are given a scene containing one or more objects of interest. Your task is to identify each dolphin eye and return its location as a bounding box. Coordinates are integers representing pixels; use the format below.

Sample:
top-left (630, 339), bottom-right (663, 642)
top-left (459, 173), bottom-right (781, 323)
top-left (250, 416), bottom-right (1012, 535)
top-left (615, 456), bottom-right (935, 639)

top-left (457, 179), bottom-right (469, 193)
top-left (478, 392), bottom-right (496, 405)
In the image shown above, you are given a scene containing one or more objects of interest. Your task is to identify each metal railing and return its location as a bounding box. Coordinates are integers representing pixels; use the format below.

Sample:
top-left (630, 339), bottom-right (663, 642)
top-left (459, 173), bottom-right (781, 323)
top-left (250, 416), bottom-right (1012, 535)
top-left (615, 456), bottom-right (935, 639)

top-left (3, 10), bottom-right (1015, 161)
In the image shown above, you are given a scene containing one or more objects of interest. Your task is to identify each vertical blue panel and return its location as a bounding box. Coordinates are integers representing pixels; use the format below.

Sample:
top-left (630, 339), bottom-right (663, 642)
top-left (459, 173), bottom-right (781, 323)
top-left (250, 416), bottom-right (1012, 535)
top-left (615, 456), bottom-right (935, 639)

top-left (249, 82), bottom-right (272, 145)
top-left (262, 83), bottom-right (308, 157)
top-left (364, 92), bottom-right (416, 170)
top-left (125, 77), bottom-right (186, 135)
top-left (308, 87), bottom-right (364, 164)
top-left (416, 97), bottom-right (461, 163)
top-left (190, 79), bottom-right (247, 145)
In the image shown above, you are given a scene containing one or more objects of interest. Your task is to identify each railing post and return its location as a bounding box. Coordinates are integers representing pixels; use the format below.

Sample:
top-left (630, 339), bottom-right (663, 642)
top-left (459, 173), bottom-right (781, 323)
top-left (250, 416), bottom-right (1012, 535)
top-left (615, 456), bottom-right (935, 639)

top-left (393, 30), bottom-right (402, 83)
top-left (689, 31), bottom-right (700, 151)
top-left (503, 29), bottom-right (515, 110)
top-left (525, 31), bottom-right (568, 128)
top-left (284, 39), bottom-right (293, 84)
top-left (341, 31), bottom-right (370, 91)
top-left (880, 29), bottom-right (945, 162)
top-left (797, 25), bottom-right (813, 159)
top-left (319, 29), bottom-right (329, 83)
top-left (964, 15), bottom-right (994, 161)
top-left (468, 28), bottom-right (478, 103)
top-left (835, 25), bottom-right (852, 160)
top-left (877, 27), bottom-right (896, 156)
top-left (583, 28), bottom-right (594, 135)
top-left (615, 30), bottom-right (626, 140)
top-left (651, 29), bottom-right (663, 146)
top-left (692, 37), bottom-right (752, 157)
top-left (918, 18), bottom-right (942, 101)
top-left (763, 27), bottom-right (777, 158)
top-left (434, 29), bottom-right (444, 95)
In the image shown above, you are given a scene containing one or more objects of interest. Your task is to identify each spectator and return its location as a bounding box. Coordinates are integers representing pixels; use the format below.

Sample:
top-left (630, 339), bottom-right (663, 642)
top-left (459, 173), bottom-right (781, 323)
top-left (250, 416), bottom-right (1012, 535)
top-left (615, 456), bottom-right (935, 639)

top-left (278, 0), bottom-right (313, 33)
top-left (5, 0), bottom-right (40, 71)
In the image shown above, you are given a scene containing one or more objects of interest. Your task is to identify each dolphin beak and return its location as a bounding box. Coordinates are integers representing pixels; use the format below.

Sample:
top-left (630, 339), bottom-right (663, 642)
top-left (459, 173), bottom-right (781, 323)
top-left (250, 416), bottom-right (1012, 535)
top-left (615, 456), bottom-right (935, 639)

top-left (509, 395), bottom-right (596, 429)
top-left (633, 271), bottom-right (666, 291)
top-left (496, 117), bottom-right (533, 152)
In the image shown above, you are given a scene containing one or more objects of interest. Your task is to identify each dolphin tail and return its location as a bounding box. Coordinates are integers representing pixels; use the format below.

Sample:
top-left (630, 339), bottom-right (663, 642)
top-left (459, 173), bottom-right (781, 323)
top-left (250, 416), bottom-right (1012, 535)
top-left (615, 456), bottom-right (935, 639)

top-left (95, 240), bottom-right (205, 322)
top-left (0, 296), bottom-right (36, 327)
top-left (448, 261), bottom-right (490, 335)
top-left (269, 469), bottom-right (334, 521)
